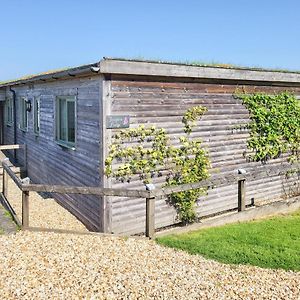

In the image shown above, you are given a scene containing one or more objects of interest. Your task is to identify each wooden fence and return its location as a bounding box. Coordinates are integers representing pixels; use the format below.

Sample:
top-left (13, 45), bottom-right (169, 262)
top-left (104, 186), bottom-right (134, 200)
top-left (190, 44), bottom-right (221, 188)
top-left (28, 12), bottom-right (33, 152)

top-left (1, 144), bottom-right (299, 238)
top-left (0, 154), bottom-right (151, 236)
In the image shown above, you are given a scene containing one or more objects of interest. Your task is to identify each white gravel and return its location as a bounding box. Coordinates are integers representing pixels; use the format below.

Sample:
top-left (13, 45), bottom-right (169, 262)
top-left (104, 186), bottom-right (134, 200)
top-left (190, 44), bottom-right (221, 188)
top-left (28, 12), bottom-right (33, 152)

top-left (4, 176), bottom-right (87, 232)
top-left (0, 231), bottom-right (299, 299)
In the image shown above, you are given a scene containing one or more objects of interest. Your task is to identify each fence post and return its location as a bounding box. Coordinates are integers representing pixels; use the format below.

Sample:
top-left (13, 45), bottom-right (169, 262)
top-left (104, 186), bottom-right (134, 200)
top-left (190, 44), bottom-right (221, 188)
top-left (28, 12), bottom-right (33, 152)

top-left (22, 191), bottom-right (29, 229)
top-left (2, 169), bottom-right (8, 197)
top-left (2, 158), bottom-right (9, 198)
top-left (238, 179), bottom-right (245, 211)
top-left (145, 184), bottom-right (156, 239)
top-left (146, 196), bottom-right (155, 239)
top-left (237, 169), bottom-right (246, 212)
top-left (2, 169), bottom-right (8, 198)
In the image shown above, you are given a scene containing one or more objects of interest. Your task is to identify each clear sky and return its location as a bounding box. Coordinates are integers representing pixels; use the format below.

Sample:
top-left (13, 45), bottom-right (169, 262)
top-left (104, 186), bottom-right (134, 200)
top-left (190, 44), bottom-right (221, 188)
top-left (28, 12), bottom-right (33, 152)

top-left (1, 0), bottom-right (300, 81)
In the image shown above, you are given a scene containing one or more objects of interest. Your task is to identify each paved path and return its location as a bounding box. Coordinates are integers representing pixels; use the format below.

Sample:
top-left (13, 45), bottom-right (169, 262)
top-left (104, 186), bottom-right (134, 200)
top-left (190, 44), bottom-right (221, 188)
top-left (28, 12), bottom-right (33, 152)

top-left (0, 204), bottom-right (17, 234)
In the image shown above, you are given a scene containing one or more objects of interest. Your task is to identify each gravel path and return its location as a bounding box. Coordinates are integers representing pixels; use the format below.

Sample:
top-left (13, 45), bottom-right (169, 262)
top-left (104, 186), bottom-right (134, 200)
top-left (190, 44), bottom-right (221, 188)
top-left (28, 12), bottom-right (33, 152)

top-left (4, 176), bottom-right (87, 232)
top-left (0, 151), bottom-right (86, 232)
top-left (0, 231), bottom-right (299, 299)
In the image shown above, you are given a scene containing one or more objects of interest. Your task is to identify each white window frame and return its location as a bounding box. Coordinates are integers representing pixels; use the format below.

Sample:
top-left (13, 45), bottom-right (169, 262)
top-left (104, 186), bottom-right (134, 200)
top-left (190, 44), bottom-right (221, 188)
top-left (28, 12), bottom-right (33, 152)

top-left (5, 97), bottom-right (13, 126)
top-left (19, 97), bottom-right (28, 131)
top-left (55, 96), bottom-right (76, 149)
top-left (33, 96), bottom-right (41, 136)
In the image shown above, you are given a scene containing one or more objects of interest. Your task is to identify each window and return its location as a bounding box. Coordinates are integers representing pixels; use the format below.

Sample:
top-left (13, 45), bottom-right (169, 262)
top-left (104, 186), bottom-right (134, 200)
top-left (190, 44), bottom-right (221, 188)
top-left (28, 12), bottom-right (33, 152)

top-left (55, 96), bottom-right (76, 148)
top-left (19, 97), bottom-right (28, 131)
top-left (34, 97), bottom-right (40, 135)
top-left (5, 97), bottom-right (13, 126)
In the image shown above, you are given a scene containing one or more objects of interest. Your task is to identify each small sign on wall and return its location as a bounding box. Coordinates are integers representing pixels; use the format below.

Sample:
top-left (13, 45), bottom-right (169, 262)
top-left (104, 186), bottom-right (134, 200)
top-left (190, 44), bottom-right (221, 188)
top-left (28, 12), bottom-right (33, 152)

top-left (106, 115), bottom-right (130, 129)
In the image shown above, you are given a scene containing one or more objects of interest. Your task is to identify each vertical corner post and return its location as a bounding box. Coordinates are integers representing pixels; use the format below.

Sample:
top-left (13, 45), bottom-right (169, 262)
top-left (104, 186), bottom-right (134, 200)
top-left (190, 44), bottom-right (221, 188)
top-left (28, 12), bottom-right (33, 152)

top-left (99, 76), bottom-right (112, 233)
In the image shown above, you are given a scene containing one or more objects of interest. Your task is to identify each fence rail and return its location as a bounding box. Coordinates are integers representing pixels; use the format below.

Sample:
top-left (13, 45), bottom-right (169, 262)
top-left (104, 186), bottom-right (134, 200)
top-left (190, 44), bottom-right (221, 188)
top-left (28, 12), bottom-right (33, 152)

top-left (0, 144), bottom-right (25, 150)
top-left (0, 144), bottom-right (27, 176)
top-left (1, 144), bottom-right (300, 238)
top-left (21, 183), bottom-right (151, 198)
top-left (154, 162), bottom-right (300, 197)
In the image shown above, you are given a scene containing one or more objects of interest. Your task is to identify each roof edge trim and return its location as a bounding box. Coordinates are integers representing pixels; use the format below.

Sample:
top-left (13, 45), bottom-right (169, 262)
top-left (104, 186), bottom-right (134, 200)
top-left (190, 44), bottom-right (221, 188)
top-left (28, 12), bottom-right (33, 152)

top-left (100, 59), bottom-right (300, 85)
top-left (0, 63), bottom-right (100, 88)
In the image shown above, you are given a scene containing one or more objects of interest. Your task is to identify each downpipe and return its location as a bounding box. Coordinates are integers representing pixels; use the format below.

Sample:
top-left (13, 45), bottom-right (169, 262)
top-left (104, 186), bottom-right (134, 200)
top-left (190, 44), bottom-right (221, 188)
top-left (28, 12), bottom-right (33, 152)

top-left (9, 87), bottom-right (17, 162)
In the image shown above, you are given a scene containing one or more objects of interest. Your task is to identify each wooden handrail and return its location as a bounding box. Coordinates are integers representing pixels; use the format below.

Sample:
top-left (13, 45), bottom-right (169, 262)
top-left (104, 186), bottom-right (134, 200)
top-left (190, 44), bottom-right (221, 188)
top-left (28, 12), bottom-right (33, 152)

top-left (0, 144), bottom-right (25, 150)
top-left (152, 163), bottom-right (300, 197)
top-left (2, 159), bottom-right (151, 198)
top-left (2, 160), bottom-right (23, 189)
top-left (22, 184), bottom-right (151, 198)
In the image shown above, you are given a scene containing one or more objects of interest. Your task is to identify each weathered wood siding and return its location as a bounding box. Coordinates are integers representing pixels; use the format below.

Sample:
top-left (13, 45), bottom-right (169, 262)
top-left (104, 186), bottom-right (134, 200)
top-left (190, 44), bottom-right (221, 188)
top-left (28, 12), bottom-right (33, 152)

top-left (3, 76), bottom-right (102, 231)
top-left (108, 76), bottom-right (300, 234)
top-left (0, 90), bottom-right (5, 101)
top-left (0, 105), bottom-right (4, 145)
top-left (0, 90), bottom-right (5, 144)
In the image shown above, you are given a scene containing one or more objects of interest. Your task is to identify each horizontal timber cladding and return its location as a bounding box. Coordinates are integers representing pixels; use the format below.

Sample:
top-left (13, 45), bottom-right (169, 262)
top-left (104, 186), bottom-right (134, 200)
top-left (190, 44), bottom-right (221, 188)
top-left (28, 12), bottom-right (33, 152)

top-left (3, 75), bottom-right (102, 231)
top-left (0, 90), bottom-right (5, 101)
top-left (108, 76), bottom-right (300, 235)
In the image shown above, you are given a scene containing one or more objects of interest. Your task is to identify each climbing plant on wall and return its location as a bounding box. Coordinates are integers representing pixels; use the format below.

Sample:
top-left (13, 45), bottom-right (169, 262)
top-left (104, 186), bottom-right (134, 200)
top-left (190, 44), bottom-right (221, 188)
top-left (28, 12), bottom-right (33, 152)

top-left (234, 90), bottom-right (300, 163)
top-left (105, 106), bottom-right (210, 223)
top-left (105, 125), bottom-right (171, 184)
top-left (165, 106), bottom-right (210, 223)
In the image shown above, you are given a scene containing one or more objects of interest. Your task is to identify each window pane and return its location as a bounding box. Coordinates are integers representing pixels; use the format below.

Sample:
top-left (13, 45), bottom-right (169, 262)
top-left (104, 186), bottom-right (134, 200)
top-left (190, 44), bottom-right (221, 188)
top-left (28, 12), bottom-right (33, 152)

top-left (24, 99), bottom-right (27, 129)
top-left (59, 99), bottom-right (67, 141)
top-left (20, 98), bottom-right (27, 130)
top-left (34, 98), bottom-right (40, 134)
top-left (37, 100), bottom-right (40, 132)
top-left (9, 99), bottom-right (12, 123)
top-left (56, 97), bottom-right (76, 146)
top-left (21, 99), bottom-right (25, 128)
top-left (67, 101), bottom-right (75, 143)
top-left (6, 103), bottom-right (9, 122)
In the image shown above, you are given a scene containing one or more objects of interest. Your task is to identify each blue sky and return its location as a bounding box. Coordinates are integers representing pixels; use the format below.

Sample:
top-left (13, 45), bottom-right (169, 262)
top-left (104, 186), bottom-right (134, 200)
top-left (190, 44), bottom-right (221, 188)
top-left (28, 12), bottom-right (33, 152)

top-left (1, 0), bottom-right (300, 81)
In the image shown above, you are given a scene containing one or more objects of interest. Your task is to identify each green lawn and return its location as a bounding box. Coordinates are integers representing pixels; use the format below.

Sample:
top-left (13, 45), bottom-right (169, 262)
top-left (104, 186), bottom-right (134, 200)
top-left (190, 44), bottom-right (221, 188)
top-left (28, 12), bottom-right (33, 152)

top-left (156, 211), bottom-right (300, 271)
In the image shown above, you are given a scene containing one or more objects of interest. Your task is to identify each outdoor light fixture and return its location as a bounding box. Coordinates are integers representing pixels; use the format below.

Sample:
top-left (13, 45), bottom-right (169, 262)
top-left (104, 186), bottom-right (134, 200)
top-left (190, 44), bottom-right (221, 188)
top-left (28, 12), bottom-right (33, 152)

top-left (25, 99), bottom-right (32, 112)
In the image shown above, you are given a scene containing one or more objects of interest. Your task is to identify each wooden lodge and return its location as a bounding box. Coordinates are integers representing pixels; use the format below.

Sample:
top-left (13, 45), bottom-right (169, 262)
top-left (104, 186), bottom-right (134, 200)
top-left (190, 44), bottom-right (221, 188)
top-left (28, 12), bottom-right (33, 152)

top-left (1, 58), bottom-right (300, 234)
